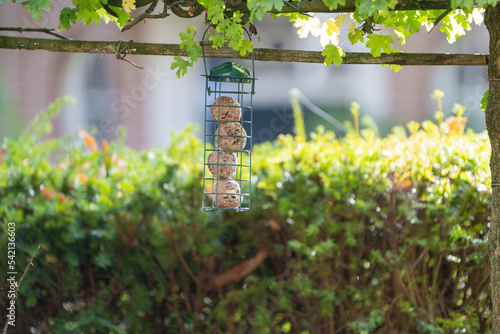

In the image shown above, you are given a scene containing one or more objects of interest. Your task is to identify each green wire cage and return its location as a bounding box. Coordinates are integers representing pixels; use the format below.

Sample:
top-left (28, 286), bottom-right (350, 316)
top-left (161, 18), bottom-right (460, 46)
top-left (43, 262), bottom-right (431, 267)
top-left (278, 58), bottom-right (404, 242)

top-left (201, 27), bottom-right (257, 211)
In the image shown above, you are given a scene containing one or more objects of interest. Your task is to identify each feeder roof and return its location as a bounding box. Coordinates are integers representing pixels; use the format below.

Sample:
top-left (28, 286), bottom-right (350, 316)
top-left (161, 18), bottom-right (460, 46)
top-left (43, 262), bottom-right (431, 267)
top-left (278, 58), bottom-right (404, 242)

top-left (209, 62), bottom-right (253, 83)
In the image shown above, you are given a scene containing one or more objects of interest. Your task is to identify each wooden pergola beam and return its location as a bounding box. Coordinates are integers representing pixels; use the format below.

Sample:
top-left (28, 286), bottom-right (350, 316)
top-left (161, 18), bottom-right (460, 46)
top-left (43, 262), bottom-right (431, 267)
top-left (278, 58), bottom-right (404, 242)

top-left (225, 0), bottom-right (452, 13)
top-left (0, 35), bottom-right (488, 66)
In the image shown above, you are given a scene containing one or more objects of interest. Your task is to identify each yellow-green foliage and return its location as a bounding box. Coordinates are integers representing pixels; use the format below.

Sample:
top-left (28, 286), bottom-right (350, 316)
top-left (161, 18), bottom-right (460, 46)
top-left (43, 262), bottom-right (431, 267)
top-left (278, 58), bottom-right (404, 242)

top-left (0, 98), bottom-right (491, 333)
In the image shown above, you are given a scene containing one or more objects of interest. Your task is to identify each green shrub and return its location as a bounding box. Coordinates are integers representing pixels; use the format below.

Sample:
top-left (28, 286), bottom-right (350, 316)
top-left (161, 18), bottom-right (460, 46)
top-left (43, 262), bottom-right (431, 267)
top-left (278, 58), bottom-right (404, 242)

top-left (0, 98), bottom-right (491, 333)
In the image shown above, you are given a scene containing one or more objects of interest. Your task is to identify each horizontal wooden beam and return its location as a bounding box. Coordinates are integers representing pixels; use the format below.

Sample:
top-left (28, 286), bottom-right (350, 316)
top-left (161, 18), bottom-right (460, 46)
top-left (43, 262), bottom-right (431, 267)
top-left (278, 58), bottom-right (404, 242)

top-left (0, 35), bottom-right (488, 66)
top-left (226, 0), bottom-right (452, 13)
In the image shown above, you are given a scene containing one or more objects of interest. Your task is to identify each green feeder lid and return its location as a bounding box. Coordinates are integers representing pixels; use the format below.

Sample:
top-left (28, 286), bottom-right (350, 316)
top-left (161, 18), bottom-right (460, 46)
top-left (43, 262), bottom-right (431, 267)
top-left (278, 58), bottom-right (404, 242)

top-left (209, 62), bottom-right (252, 83)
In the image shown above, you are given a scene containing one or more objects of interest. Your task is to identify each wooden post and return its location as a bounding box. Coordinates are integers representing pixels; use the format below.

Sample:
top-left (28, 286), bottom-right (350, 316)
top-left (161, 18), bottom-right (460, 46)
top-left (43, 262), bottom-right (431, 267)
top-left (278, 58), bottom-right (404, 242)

top-left (485, 6), bottom-right (500, 333)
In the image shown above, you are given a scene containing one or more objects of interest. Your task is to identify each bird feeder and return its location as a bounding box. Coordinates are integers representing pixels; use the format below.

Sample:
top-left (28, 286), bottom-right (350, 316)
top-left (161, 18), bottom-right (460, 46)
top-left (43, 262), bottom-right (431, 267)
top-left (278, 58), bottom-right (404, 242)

top-left (201, 28), bottom-right (256, 211)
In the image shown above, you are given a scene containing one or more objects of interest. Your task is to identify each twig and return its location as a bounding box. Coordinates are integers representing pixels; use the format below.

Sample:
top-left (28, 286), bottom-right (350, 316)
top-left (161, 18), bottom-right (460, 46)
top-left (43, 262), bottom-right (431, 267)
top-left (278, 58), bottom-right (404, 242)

top-left (0, 27), bottom-right (69, 40)
top-left (428, 8), bottom-right (452, 34)
top-left (2, 245), bottom-right (41, 334)
top-left (170, 238), bottom-right (199, 283)
top-left (122, 0), bottom-right (165, 32)
top-left (17, 245), bottom-right (40, 289)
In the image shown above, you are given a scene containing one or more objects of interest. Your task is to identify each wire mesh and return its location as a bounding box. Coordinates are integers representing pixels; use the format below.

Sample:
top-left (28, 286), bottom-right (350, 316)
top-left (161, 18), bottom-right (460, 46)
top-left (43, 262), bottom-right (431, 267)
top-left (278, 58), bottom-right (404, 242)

top-left (202, 74), bottom-right (255, 211)
top-left (201, 25), bottom-right (256, 211)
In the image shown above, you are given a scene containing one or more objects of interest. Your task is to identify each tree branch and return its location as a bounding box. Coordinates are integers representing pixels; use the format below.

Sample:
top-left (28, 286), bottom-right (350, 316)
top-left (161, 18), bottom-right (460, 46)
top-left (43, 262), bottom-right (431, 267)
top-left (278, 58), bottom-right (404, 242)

top-left (167, 0), bottom-right (205, 18)
top-left (0, 35), bottom-right (488, 66)
top-left (0, 27), bottom-right (69, 40)
top-left (428, 8), bottom-right (453, 34)
top-left (122, 0), bottom-right (165, 32)
top-left (106, 0), bottom-right (452, 18)
top-left (225, 0), bottom-right (451, 14)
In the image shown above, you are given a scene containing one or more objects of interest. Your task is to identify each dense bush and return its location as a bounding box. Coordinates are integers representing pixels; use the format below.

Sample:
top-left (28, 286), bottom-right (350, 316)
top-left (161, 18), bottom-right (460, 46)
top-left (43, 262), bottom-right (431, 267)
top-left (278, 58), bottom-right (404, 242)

top-left (0, 97), bottom-right (492, 333)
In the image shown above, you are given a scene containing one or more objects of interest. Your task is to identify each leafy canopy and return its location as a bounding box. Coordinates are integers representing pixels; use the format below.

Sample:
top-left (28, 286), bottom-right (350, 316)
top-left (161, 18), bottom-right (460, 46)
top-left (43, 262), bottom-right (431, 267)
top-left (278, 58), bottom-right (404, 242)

top-left (2, 0), bottom-right (495, 76)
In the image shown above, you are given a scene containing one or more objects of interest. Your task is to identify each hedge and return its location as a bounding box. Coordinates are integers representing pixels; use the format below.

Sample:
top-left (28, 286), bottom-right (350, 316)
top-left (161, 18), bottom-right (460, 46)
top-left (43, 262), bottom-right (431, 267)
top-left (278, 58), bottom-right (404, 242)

top-left (0, 97), bottom-right (492, 333)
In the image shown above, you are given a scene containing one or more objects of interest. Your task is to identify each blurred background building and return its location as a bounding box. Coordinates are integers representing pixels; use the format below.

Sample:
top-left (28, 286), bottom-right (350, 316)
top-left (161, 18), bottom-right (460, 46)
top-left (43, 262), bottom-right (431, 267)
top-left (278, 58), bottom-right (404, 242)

top-left (0, 2), bottom-right (489, 149)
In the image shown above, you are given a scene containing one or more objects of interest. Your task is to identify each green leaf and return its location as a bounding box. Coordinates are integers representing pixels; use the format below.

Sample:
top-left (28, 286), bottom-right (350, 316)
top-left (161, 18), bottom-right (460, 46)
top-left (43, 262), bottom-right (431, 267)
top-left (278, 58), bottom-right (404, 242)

top-left (406, 13), bottom-right (423, 34)
top-left (94, 252), bottom-right (112, 268)
top-left (282, 322), bottom-right (292, 333)
top-left (390, 64), bottom-right (402, 72)
top-left (179, 27), bottom-right (195, 49)
top-left (382, 64), bottom-right (403, 72)
top-left (282, 12), bottom-right (310, 21)
top-left (76, 0), bottom-right (103, 12)
top-left (322, 44), bottom-right (345, 67)
top-left (476, 0), bottom-right (498, 6)
top-left (171, 26), bottom-right (201, 76)
top-left (210, 8), bottom-right (225, 25)
top-left (187, 43), bottom-right (201, 63)
top-left (231, 10), bottom-right (244, 24)
top-left (394, 26), bottom-right (410, 45)
top-left (239, 40), bottom-right (253, 56)
top-left (366, 34), bottom-right (394, 57)
top-left (109, 6), bottom-right (130, 28)
top-left (269, 0), bottom-right (285, 10)
top-left (438, 11), bottom-right (470, 43)
top-left (248, 0), bottom-right (285, 20)
top-left (209, 33), bottom-right (226, 48)
top-left (481, 90), bottom-right (488, 112)
top-left (77, 7), bottom-right (101, 25)
top-left (178, 26), bottom-right (201, 63)
top-left (59, 7), bottom-right (78, 30)
top-left (323, 0), bottom-right (346, 10)
top-left (73, 0), bottom-right (104, 25)
top-left (358, 0), bottom-right (396, 15)
top-left (170, 56), bottom-right (193, 78)
top-left (21, 0), bottom-right (50, 20)
top-left (23, 96), bottom-right (74, 143)
top-left (226, 22), bottom-right (244, 50)
top-left (201, 0), bottom-right (225, 24)
top-left (288, 240), bottom-right (303, 251)
top-left (348, 28), bottom-right (364, 44)
top-left (248, 0), bottom-right (267, 21)
top-left (451, 0), bottom-right (475, 10)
